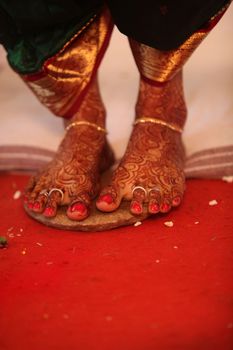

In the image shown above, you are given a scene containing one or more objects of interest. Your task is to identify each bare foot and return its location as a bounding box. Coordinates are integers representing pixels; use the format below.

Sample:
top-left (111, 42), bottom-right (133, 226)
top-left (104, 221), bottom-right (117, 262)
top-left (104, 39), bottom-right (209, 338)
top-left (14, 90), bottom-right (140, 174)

top-left (96, 71), bottom-right (186, 215)
top-left (25, 78), bottom-right (114, 220)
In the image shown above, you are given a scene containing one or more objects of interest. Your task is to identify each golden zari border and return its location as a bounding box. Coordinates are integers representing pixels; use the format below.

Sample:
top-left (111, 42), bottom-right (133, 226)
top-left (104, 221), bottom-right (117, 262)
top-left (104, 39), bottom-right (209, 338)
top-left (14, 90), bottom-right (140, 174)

top-left (22, 8), bottom-right (114, 118)
top-left (129, 1), bottom-right (231, 83)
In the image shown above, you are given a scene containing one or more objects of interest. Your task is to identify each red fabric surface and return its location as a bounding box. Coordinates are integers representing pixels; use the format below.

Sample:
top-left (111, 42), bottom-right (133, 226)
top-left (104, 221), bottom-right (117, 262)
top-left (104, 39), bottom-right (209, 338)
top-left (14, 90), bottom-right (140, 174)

top-left (0, 173), bottom-right (233, 350)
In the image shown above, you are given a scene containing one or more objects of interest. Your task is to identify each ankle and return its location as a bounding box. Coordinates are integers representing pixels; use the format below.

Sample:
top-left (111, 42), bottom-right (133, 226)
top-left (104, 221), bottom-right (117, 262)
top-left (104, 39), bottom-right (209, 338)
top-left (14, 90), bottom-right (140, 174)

top-left (70, 77), bottom-right (106, 127)
top-left (135, 71), bottom-right (187, 127)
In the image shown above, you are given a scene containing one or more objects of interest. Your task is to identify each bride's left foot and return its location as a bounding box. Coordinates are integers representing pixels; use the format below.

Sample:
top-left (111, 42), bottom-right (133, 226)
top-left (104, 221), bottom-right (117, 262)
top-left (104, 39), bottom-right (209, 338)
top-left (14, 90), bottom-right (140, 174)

top-left (97, 72), bottom-right (186, 215)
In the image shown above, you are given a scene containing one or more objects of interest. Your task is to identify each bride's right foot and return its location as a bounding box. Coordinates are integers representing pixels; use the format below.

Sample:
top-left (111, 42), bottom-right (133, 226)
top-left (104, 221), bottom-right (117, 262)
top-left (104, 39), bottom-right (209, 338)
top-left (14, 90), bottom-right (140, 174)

top-left (25, 78), bottom-right (114, 221)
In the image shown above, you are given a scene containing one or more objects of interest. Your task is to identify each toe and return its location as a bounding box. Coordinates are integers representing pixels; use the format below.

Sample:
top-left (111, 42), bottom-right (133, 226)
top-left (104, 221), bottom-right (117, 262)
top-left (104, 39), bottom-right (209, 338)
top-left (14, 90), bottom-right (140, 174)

top-left (43, 205), bottom-right (57, 218)
top-left (160, 201), bottom-right (171, 213)
top-left (160, 193), bottom-right (172, 213)
top-left (148, 187), bottom-right (161, 215)
top-left (130, 185), bottom-right (147, 215)
top-left (171, 188), bottom-right (183, 207)
top-left (148, 200), bottom-right (160, 214)
top-left (67, 201), bottom-right (89, 221)
top-left (172, 195), bottom-right (182, 207)
top-left (43, 189), bottom-right (63, 218)
top-left (96, 186), bottom-right (121, 212)
top-left (26, 186), bottom-right (43, 211)
top-left (130, 200), bottom-right (143, 215)
top-left (67, 191), bottom-right (91, 221)
top-left (32, 193), bottom-right (48, 213)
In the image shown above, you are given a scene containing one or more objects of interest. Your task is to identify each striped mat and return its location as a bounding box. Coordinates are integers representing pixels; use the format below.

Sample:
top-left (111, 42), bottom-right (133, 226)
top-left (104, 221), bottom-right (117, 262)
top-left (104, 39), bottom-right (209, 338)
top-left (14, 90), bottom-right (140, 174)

top-left (0, 145), bottom-right (233, 179)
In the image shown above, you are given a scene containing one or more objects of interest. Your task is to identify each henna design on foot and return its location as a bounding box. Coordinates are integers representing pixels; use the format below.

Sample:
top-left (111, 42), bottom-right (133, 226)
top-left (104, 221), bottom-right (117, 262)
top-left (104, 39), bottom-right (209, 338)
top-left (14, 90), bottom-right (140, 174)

top-left (97, 72), bottom-right (186, 216)
top-left (25, 78), bottom-right (114, 221)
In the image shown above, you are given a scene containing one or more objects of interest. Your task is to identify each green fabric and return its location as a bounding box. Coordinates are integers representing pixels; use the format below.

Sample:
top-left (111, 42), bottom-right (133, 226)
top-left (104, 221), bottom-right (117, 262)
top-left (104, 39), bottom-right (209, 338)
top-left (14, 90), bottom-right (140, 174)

top-left (7, 13), bottom-right (96, 74)
top-left (0, 1), bottom-right (102, 74)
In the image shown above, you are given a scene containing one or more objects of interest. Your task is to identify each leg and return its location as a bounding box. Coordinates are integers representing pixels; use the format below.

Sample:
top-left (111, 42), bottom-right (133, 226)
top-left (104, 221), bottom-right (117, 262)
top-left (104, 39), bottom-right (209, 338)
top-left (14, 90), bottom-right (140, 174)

top-left (25, 76), bottom-right (114, 220)
top-left (97, 70), bottom-right (186, 214)
top-left (23, 8), bottom-right (115, 221)
top-left (96, 6), bottom-right (228, 216)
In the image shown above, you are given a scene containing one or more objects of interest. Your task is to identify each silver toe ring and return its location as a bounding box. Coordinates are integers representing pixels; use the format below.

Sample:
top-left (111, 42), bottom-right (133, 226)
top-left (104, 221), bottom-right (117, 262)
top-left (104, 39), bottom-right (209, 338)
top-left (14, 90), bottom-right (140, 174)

top-left (48, 188), bottom-right (64, 202)
top-left (39, 189), bottom-right (49, 198)
top-left (132, 186), bottom-right (147, 198)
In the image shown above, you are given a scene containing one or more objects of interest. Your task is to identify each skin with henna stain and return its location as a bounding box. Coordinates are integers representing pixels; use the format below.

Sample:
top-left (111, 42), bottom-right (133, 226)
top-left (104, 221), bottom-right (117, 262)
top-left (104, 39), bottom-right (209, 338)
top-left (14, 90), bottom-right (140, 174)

top-left (21, 5), bottom-right (228, 226)
top-left (25, 78), bottom-right (114, 221)
top-left (96, 70), bottom-right (186, 215)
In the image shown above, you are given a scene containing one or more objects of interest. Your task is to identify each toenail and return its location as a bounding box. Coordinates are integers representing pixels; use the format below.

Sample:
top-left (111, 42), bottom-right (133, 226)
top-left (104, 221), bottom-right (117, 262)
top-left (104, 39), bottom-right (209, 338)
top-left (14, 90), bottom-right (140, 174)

top-left (131, 201), bottom-right (142, 214)
top-left (150, 203), bottom-right (159, 213)
top-left (44, 206), bottom-right (55, 217)
top-left (98, 194), bottom-right (113, 205)
top-left (172, 196), bottom-right (181, 206)
top-left (69, 202), bottom-right (87, 214)
top-left (28, 202), bottom-right (34, 210)
top-left (33, 201), bottom-right (41, 210)
top-left (160, 203), bottom-right (171, 212)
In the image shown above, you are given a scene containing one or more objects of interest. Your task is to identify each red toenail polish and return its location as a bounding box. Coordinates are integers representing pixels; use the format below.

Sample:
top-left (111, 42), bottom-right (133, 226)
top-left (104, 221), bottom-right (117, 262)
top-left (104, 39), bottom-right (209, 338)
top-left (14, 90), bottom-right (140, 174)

top-left (161, 203), bottom-right (170, 212)
top-left (150, 203), bottom-right (159, 213)
top-left (44, 207), bottom-right (54, 216)
top-left (131, 201), bottom-right (142, 213)
top-left (28, 202), bottom-right (34, 209)
top-left (70, 202), bottom-right (87, 214)
top-left (173, 196), bottom-right (181, 206)
top-left (98, 194), bottom-right (113, 205)
top-left (33, 202), bottom-right (41, 210)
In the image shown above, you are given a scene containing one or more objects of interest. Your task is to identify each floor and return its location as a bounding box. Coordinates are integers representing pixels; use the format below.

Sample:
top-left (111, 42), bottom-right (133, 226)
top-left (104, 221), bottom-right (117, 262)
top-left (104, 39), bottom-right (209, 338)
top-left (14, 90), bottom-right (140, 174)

top-left (0, 174), bottom-right (233, 350)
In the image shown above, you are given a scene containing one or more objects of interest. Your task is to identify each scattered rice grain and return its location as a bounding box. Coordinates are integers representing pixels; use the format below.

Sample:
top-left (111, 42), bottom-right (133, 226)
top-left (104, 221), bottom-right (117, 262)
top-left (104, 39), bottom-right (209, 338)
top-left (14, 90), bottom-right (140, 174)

top-left (164, 221), bottom-right (174, 227)
top-left (134, 221), bottom-right (142, 227)
top-left (222, 176), bottom-right (233, 183)
top-left (209, 199), bottom-right (218, 206)
top-left (13, 190), bottom-right (21, 200)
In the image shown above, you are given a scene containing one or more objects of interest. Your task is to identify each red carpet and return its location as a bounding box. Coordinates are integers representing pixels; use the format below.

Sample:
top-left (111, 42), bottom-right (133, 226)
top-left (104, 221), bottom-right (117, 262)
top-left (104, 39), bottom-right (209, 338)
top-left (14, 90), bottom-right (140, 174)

top-left (0, 173), bottom-right (233, 350)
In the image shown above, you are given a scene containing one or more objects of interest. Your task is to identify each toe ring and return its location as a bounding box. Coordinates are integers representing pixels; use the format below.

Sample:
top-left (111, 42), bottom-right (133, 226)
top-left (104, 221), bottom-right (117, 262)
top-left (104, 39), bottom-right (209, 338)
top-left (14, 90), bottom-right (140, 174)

top-left (148, 187), bottom-right (161, 199)
top-left (148, 187), bottom-right (160, 194)
top-left (48, 188), bottom-right (64, 202)
top-left (132, 186), bottom-right (147, 198)
top-left (39, 189), bottom-right (49, 198)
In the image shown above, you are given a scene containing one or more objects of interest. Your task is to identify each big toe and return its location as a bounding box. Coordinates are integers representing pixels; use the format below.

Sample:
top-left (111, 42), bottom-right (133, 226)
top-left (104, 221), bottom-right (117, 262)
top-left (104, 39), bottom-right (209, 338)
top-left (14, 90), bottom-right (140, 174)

top-left (96, 186), bottom-right (121, 212)
top-left (67, 192), bottom-right (92, 221)
top-left (67, 201), bottom-right (89, 221)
